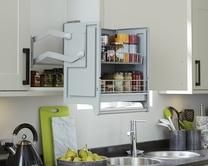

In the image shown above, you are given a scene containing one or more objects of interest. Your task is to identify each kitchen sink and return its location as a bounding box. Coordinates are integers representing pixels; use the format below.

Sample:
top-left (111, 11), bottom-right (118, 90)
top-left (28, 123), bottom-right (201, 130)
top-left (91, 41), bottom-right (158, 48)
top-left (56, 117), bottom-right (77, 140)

top-left (107, 157), bottom-right (161, 166)
top-left (145, 151), bottom-right (200, 160)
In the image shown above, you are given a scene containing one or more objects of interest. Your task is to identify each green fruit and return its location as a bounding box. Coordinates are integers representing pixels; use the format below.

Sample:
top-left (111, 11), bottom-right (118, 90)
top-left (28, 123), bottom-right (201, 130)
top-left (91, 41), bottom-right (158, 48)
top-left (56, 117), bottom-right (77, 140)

top-left (65, 149), bottom-right (77, 160)
top-left (81, 156), bottom-right (87, 161)
top-left (65, 157), bottom-right (73, 161)
top-left (93, 153), bottom-right (103, 161)
top-left (86, 156), bottom-right (94, 161)
top-left (79, 149), bottom-right (88, 158)
top-left (87, 151), bottom-right (93, 156)
top-left (73, 157), bottom-right (82, 162)
top-left (59, 156), bottom-right (66, 161)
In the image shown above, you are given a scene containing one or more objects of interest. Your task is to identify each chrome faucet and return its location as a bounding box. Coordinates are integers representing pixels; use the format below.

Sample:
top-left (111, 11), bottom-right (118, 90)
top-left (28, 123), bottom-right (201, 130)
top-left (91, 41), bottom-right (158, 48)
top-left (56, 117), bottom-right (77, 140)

top-left (128, 120), bottom-right (146, 157)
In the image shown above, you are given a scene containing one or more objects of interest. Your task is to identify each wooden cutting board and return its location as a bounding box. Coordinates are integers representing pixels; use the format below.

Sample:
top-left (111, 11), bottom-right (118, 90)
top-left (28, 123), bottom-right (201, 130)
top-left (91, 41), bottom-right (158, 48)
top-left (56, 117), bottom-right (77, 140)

top-left (39, 106), bottom-right (69, 166)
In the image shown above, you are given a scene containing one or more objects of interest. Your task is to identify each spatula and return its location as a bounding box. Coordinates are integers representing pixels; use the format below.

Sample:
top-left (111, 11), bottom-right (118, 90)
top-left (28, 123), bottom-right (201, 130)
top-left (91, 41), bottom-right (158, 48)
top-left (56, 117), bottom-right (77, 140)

top-left (163, 107), bottom-right (176, 131)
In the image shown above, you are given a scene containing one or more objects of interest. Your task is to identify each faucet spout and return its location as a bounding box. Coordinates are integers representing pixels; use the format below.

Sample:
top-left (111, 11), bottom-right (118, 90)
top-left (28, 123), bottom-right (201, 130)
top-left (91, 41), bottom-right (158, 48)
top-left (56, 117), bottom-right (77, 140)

top-left (129, 120), bottom-right (146, 157)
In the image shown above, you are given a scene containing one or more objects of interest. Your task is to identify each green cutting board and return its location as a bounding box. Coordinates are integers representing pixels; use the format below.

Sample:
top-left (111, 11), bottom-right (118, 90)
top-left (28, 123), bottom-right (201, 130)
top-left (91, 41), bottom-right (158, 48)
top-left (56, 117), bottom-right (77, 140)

top-left (39, 106), bottom-right (70, 166)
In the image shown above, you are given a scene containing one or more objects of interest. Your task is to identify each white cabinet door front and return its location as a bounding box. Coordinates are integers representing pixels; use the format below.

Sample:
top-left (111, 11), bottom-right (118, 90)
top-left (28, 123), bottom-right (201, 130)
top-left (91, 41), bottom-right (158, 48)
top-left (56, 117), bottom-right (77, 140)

top-left (193, 0), bottom-right (208, 90)
top-left (0, 0), bottom-right (30, 90)
top-left (64, 22), bottom-right (100, 110)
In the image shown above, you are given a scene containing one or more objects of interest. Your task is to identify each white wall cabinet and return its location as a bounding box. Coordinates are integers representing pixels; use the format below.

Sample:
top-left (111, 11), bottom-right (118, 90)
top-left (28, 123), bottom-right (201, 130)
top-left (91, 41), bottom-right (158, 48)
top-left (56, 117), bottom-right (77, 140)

top-left (192, 0), bottom-right (208, 91)
top-left (0, 0), bottom-right (30, 90)
top-left (102, 0), bottom-right (208, 94)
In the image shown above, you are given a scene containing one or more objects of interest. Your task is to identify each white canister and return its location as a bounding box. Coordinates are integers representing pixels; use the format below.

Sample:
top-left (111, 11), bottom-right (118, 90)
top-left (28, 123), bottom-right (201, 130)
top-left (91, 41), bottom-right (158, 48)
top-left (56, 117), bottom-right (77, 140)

top-left (196, 116), bottom-right (208, 149)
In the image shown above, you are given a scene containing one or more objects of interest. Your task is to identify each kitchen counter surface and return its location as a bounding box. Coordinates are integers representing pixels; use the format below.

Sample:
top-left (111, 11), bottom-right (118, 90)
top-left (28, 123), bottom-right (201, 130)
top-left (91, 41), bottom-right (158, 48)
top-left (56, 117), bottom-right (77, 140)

top-left (91, 140), bottom-right (208, 166)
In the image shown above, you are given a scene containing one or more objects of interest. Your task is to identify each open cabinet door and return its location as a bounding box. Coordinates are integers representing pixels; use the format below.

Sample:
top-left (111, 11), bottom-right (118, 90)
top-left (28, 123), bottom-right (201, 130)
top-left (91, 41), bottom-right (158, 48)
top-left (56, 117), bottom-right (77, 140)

top-left (64, 22), bottom-right (100, 112)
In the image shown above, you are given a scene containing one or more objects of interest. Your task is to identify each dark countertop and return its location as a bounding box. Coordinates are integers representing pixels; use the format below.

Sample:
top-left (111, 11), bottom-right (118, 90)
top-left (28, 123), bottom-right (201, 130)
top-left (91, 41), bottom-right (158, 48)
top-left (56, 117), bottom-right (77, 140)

top-left (90, 139), bottom-right (208, 166)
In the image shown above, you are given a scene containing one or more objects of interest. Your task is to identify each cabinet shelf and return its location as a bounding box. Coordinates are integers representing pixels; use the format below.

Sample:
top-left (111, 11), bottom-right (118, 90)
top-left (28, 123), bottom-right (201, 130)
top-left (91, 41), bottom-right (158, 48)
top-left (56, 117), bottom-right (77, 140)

top-left (101, 62), bottom-right (142, 65)
top-left (101, 92), bottom-right (147, 102)
top-left (0, 87), bottom-right (63, 97)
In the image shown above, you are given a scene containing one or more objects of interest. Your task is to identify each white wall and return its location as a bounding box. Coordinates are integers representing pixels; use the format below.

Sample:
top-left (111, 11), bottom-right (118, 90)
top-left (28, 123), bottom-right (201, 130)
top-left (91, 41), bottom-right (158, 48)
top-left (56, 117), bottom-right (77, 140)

top-left (0, 92), bottom-right (208, 153)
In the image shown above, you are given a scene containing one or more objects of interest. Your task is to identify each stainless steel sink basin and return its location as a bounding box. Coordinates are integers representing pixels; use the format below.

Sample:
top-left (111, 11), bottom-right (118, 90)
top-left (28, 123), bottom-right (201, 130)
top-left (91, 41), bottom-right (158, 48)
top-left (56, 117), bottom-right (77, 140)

top-left (145, 151), bottom-right (200, 160)
top-left (107, 157), bottom-right (161, 166)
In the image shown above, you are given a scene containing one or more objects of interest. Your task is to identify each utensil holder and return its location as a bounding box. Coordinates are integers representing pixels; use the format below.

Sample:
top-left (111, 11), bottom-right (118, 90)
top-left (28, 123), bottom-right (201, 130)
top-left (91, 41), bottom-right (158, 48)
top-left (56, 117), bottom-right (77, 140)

top-left (169, 130), bottom-right (186, 150)
top-left (186, 130), bottom-right (201, 150)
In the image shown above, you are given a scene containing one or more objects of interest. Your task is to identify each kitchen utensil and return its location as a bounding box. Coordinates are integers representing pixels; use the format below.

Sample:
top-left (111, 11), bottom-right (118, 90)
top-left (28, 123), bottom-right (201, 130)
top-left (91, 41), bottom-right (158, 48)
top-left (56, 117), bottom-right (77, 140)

top-left (182, 109), bottom-right (194, 130)
top-left (163, 107), bottom-right (176, 131)
top-left (159, 119), bottom-right (173, 129)
top-left (6, 123), bottom-right (43, 166)
top-left (158, 123), bottom-right (171, 131)
top-left (168, 106), bottom-right (181, 130)
top-left (39, 106), bottom-right (69, 166)
top-left (52, 116), bottom-right (77, 163)
top-left (159, 118), bottom-right (171, 125)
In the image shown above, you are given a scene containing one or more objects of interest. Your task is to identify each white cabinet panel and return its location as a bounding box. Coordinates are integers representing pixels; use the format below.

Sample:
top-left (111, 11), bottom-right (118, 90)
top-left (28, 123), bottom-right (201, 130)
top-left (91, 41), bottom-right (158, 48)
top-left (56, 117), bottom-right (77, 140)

top-left (64, 23), bottom-right (100, 110)
top-left (0, 0), bottom-right (30, 90)
top-left (102, 0), bottom-right (188, 91)
top-left (102, 0), bottom-right (208, 93)
top-left (193, 0), bottom-right (208, 90)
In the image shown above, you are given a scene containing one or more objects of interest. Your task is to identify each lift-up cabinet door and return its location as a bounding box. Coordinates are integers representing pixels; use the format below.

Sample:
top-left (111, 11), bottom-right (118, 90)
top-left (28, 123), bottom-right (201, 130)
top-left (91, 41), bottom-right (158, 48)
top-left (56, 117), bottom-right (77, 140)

top-left (64, 22), bottom-right (100, 109)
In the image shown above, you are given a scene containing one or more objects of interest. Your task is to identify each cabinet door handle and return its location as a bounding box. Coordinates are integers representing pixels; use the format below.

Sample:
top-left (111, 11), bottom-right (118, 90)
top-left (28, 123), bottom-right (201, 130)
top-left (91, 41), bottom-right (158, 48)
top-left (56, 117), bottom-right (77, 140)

top-left (22, 48), bottom-right (30, 85)
top-left (195, 60), bottom-right (201, 86)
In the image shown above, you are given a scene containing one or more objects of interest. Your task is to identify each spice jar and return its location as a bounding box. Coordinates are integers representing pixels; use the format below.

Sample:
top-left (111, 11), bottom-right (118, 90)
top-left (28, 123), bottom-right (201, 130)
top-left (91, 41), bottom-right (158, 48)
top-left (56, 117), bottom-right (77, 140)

top-left (53, 68), bottom-right (64, 87)
top-left (31, 71), bottom-right (40, 87)
top-left (129, 34), bottom-right (138, 44)
top-left (114, 72), bottom-right (124, 92)
top-left (124, 72), bottom-right (132, 92)
top-left (42, 70), bottom-right (53, 87)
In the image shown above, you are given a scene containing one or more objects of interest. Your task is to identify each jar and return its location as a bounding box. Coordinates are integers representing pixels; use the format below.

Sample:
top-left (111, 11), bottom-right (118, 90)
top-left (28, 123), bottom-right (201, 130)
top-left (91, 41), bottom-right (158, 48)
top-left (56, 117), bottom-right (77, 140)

top-left (53, 68), bottom-right (64, 87)
top-left (129, 54), bottom-right (133, 63)
top-left (129, 44), bottom-right (138, 54)
top-left (42, 70), bottom-right (53, 87)
top-left (115, 33), bottom-right (129, 43)
top-left (101, 46), bottom-right (107, 62)
top-left (106, 49), bottom-right (115, 62)
top-left (132, 71), bottom-right (137, 92)
top-left (124, 72), bottom-right (132, 92)
top-left (31, 71), bottom-right (40, 87)
top-left (114, 72), bottom-right (124, 92)
top-left (116, 52), bottom-right (124, 62)
top-left (124, 53), bottom-right (129, 63)
top-left (106, 81), bottom-right (114, 92)
top-left (129, 34), bottom-right (138, 44)
top-left (101, 34), bottom-right (109, 46)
